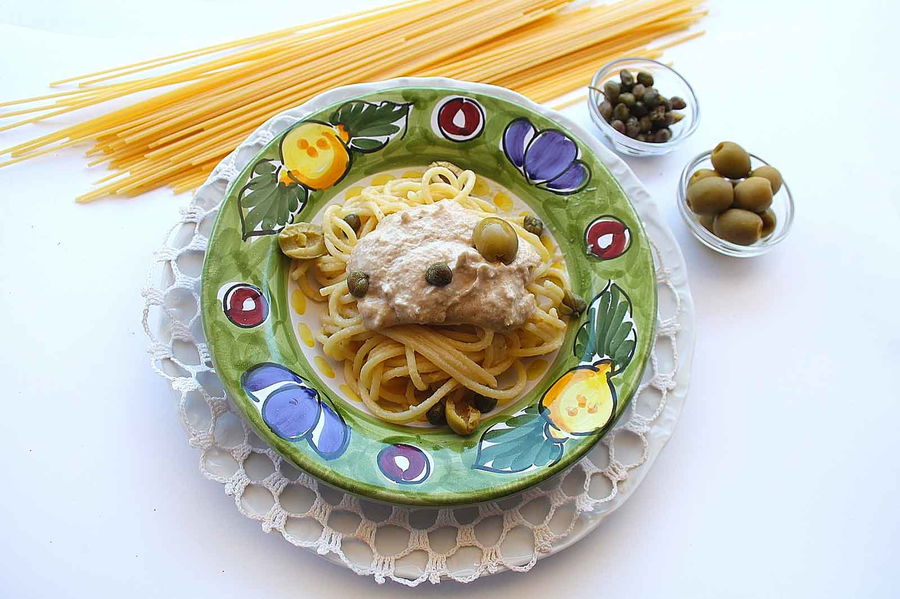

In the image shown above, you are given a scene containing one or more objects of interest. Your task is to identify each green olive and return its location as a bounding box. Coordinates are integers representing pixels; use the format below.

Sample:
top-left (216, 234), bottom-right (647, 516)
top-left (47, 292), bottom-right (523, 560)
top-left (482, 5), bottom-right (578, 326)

top-left (711, 141), bottom-right (752, 178)
top-left (688, 168), bottom-right (720, 187)
top-left (760, 209), bottom-right (777, 238)
top-left (523, 215), bottom-right (544, 237)
top-left (347, 270), bottom-right (369, 297)
top-left (342, 213), bottom-right (361, 234)
top-left (426, 400), bottom-right (447, 425)
top-left (698, 214), bottom-right (715, 233)
top-left (473, 394), bottom-right (498, 413)
top-left (687, 177), bottom-right (734, 216)
top-left (445, 395), bottom-right (480, 435)
top-left (733, 177), bottom-right (773, 213)
top-left (750, 165), bottom-right (783, 194)
top-left (603, 80), bottom-right (620, 103)
top-left (473, 217), bottom-right (518, 264)
top-left (560, 290), bottom-right (587, 318)
top-left (425, 262), bottom-right (453, 286)
top-left (713, 209), bottom-right (763, 245)
top-left (619, 69), bottom-right (635, 89)
top-left (636, 70), bottom-right (654, 86)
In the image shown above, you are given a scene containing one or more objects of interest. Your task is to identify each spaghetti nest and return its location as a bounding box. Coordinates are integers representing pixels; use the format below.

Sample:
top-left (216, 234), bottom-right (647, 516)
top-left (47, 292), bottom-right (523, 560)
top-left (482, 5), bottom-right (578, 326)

top-left (290, 165), bottom-right (571, 424)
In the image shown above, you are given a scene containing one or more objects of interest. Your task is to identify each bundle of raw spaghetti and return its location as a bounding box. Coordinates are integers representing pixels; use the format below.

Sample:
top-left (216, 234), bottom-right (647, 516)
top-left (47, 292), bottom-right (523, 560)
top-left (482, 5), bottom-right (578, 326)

top-left (0, 0), bottom-right (705, 202)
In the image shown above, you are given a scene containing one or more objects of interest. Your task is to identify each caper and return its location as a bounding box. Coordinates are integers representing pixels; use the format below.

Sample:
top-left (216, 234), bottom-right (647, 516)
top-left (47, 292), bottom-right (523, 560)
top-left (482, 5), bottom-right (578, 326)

top-left (425, 262), bottom-right (453, 286)
top-left (653, 128), bottom-right (672, 143)
top-left (636, 70), bottom-right (654, 87)
top-left (445, 396), bottom-right (480, 436)
top-left (603, 80), bottom-right (620, 103)
top-left (649, 105), bottom-right (667, 128)
top-left (523, 215), bottom-right (544, 237)
top-left (426, 400), bottom-right (447, 425)
top-left (631, 83), bottom-right (646, 99)
top-left (711, 141), bottom-right (752, 178)
top-left (639, 116), bottom-right (652, 133)
top-left (760, 209), bottom-right (777, 238)
top-left (642, 88), bottom-right (660, 108)
top-left (671, 112), bottom-right (685, 123)
top-left (660, 96), bottom-right (672, 112)
top-left (619, 92), bottom-right (636, 107)
top-left (473, 394), bottom-right (498, 413)
top-left (342, 213), bottom-right (361, 234)
top-left (637, 133), bottom-right (648, 142)
top-left (598, 100), bottom-right (613, 121)
top-left (750, 165), bottom-right (783, 194)
top-left (347, 270), bottom-right (369, 297)
top-left (686, 177), bottom-right (734, 215)
top-left (560, 290), bottom-right (587, 318)
top-left (631, 101), bottom-right (648, 117)
top-left (688, 168), bottom-right (720, 187)
top-left (713, 209), bottom-right (763, 245)
top-left (733, 177), bottom-right (773, 213)
top-left (610, 119), bottom-right (626, 134)
top-left (625, 117), bottom-right (641, 138)
top-left (473, 217), bottom-right (518, 264)
top-left (619, 69), bottom-right (635, 89)
top-left (670, 96), bottom-right (687, 110)
top-left (613, 103), bottom-right (631, 121)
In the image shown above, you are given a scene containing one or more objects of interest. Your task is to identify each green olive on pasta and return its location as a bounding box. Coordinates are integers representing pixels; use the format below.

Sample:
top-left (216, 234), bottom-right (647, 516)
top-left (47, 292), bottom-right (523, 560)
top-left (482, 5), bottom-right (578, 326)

top-left (473, 217), bottom-right (518, 264)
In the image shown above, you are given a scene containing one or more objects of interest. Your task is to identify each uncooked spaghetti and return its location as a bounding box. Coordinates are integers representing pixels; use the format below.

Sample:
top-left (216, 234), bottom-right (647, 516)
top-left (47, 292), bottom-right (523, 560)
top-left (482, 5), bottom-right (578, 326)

top-left (0, 0), bottom-right (705, 202)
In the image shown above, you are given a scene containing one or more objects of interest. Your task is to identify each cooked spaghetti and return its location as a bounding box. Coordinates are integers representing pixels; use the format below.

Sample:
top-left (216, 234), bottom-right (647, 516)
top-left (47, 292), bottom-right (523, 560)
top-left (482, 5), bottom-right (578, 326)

top-left (289, 165), bottom-right (571, 424)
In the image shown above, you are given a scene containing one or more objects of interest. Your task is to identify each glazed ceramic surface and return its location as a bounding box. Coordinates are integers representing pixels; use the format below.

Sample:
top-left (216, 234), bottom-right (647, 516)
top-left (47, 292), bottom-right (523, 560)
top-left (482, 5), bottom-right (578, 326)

top-left (202, 81), bottom-right (657, 506)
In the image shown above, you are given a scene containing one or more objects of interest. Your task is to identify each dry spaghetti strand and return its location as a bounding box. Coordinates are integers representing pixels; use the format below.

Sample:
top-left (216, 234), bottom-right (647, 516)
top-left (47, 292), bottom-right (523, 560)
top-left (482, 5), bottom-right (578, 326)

top-left (0, 0), bottom-right (705, 202)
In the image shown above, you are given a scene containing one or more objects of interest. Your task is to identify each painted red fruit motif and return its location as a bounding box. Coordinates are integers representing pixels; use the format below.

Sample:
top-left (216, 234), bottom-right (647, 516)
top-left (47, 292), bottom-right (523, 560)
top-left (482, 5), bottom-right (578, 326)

top-left (585, 216), bottom-right (631, 260)
top-left (223, 283), bottom-right (268, 328)
top-left (435, 97), bottom-right (485, 142)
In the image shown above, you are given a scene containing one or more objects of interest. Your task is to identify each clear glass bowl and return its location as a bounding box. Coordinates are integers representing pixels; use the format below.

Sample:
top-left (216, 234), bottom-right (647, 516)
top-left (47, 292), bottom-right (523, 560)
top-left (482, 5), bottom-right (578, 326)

top-left (588, 57), bottom-right (700, 156)
top-left (677, 150), bottom-right (795, 257)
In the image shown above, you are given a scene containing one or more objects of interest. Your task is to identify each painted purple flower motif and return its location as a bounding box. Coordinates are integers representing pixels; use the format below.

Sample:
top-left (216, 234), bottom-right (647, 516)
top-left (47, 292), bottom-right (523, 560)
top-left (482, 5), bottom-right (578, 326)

top-left (242, 363), bottom-right (350, 460)
top-left (502, 118), bottom-right (590, 195)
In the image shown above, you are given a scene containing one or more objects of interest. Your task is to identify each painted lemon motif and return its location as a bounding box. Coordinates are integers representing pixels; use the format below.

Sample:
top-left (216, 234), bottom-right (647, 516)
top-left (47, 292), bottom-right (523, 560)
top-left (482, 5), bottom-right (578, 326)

top-left (540, 360), bottom-right (616, 435)
top-left (279, 122), bottom-right (350, 190)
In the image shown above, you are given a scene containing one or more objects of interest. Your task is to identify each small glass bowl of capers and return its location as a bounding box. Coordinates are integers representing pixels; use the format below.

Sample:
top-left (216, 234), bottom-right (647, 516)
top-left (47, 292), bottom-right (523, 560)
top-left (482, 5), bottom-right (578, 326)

top-left (677, 146), bottom-right (794, 257)
top-left (588, 57), bottom-right (700, 157)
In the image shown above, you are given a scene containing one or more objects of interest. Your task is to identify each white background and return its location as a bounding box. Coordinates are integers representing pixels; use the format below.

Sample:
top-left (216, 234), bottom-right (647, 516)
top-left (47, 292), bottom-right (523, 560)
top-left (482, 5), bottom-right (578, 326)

top-left (1, 0), bottom-right (899, 597)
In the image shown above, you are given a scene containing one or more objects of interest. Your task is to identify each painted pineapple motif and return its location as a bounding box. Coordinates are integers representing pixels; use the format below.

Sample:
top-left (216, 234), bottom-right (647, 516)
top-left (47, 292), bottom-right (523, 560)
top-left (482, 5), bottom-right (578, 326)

top-left (237, 100), bottom-right (410, 239)
top-left (474, 282), bottom-right (636, 473)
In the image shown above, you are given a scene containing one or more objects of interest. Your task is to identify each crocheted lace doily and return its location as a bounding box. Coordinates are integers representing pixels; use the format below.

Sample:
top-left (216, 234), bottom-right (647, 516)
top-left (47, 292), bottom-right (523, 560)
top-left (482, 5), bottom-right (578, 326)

top-left (142, 82), bottom-right (694, 586)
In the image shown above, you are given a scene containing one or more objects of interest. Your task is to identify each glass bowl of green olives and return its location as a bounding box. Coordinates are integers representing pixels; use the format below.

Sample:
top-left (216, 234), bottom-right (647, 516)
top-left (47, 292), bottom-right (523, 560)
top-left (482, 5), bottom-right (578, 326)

top-left (677, 148), bottom-right (794, 257)
top-left (588, 57), bottom-right (700, 156)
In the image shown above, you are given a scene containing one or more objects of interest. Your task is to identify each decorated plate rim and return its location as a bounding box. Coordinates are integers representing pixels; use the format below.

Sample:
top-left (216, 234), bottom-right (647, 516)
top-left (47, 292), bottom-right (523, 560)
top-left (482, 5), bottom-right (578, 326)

top-left (201, 77), bottom-right (658, 506)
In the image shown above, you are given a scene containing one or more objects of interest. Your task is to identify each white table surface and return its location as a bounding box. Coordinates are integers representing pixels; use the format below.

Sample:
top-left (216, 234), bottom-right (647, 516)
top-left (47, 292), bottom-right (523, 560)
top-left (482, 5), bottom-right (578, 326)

top-left (1, 1), bottom-right (898, 597)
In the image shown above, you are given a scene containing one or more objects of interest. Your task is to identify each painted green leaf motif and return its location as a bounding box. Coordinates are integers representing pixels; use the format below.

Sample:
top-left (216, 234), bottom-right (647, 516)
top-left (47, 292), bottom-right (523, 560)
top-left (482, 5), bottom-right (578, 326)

top-left (237, 160), bottom-right (308, 239)
top-left (473, 406), bottom-right (563, 473)
top-left (574, 283), bottom-right (637, 373)
top-left (329, 100), bottom-right (411, 153)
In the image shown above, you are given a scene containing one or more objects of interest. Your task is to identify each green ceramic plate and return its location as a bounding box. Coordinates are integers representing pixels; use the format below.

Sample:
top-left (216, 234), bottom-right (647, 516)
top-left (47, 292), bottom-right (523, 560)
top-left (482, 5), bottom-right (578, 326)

top-left (201, 78), bottom-right (657, 506)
